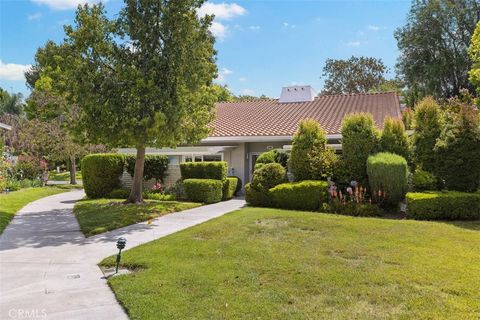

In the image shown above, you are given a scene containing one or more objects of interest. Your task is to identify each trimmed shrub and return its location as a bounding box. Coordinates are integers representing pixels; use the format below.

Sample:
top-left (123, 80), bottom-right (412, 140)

top-left (412, 97), bottom-right (443, 173)
top-left (256, 149), bottom-right (289, 168)
top-left (183, 179), bottom-right (223, 204)
top-left (228, 176), bottom-right (242, 195)
top-left (106, 188), bottom-right (130, 199)
top-left (328, 201), bottom-right (383, 217)
top-left (367, 152), bottom-right (408, 205)
top-left (222, 177), bottom-right (238, 200)
top-left (82, 154), bottom-right (125, 198)
top-left (411, 169), bottom-right (437, 191)
top-left (434, 105), bottom-right (480, 192)
top-left (251, 163), bottom-right (286, 191)
top-left (270, 180), bottom-right (329, 211)
top-left (341, 113), bottom-right (379, 185)
top-left (406, 191), bottom-right (480, 220)
top-left (164, 180), bottom-right (187, 200)
top-left (246, 163), bottom-right (286, 207)
top-left (126, 154), bottom-right (169, 182)
top-left (180, 162), bottom-right (227, 180)
top-left (380, 116), bottom-right (411, 161)
top-left (144, 193), bottom-right (176, 201)
top-left (289, 119), bottom-right (329, 181)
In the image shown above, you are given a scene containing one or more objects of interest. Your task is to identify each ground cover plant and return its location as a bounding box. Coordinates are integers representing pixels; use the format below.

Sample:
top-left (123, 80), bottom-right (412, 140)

top-left (48, 170), bottom-right (82, 181)
top-left (74, 199), bottom-right (200, 237)
top-left (0, 187), bottom-right (68, 234)
top-left (101, 207), bottom-right (480, 319)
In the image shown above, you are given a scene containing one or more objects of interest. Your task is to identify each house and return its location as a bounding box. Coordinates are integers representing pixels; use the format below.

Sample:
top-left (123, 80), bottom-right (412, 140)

top-left (118, 85), bottom-right (402, 188)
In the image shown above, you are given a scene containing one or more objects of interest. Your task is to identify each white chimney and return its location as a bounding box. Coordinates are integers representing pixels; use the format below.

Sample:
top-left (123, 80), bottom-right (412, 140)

top-left (279, 85), bottom-right (316, 103)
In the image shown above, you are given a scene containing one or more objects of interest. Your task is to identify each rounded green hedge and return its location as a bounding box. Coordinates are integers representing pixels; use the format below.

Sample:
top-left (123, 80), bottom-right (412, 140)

top-left (406, 191), bottom-right (480, 220)
top-left (82, 154), bottom-right (125, 198)
top-left (270, 180), bottom-right (329, 211)
top-left (183, 179), bottom-right (223, 204)
top-left (223, 177), bottom-right (238, 200)
top-left (367, 152), bottom-right (408, 205)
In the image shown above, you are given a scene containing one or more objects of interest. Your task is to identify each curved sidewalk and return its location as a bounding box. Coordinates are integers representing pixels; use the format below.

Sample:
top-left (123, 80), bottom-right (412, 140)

top-left (0, 190), bottom-right (245, 319)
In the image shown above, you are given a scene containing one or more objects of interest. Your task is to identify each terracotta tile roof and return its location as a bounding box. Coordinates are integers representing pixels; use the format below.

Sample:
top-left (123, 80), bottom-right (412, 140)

top-left (209, 92), bottom-right (402, 137)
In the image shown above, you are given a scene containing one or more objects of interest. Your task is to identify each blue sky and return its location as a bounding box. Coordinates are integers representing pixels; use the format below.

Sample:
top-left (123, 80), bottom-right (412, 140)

top-left (0, 0), bottom-right (411, 98)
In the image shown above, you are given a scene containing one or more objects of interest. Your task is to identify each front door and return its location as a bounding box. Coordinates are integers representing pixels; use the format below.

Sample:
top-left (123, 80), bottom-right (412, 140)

top-left (249, 152), bottom-right (261, 181)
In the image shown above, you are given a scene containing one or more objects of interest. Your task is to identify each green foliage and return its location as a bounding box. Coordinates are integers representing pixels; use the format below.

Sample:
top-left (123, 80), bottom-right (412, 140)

top-left (341, 113), bottom-right (379, 184)
top-left (228, 176), bottom-right (242, 195)
top-left (406, 191), bottom-right (480, 220)
top-left (183, 179), bottom-right (223, 204)
top-left (402, 107), bottom-right (414, 129)
top-left (328, 201), bottom-right (383, 217)
top-left (222, 177), bottom-right (238, 200)
top-left (321, 56), bottom-right (387, 94)
top-left (106, 188), bottom-right (131, 199)
top-left (270, 180), bottom-right (329, 211)
top-left (411, 169), bottom-right (437, 191)
top-left (126, 154), bottom-right (169, 182)
top-left (367, 152), bottom-right (408, 205)
top-left (81, 154), bottom-right (125, 198)
top-left (395, 0), bottom-right (479, 100)
top-left (180, 162), bottom-right (227, 181)
top-left (211, 84), bottom-right (234, 102)
top-left (143, 193), bottom-right (176, 201)
top-left (14, 157), bottom-right (42, 180)
top-left (434, 105), bottom-right (480, 192)
top-left (379, 117), bottom-right (410, 161)
top-left (469, 21), bottom-right (480, 106)
top-left (246, 163), bottom-right (286, 207)
top-left (0, 87), bottom-right (24, 116)
top-left (412, 97), bottom-right (443, 172)
top-left (289, 119), bottom-right (334, 181)
top-left (164, 180), bottom-right (187, 201)
top-left (256, 149), bottom-right (289, 168)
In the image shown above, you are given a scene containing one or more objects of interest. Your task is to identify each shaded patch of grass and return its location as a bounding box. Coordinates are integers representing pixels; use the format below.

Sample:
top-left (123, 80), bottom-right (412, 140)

top-left (74, 199), bottom-right (201, 237)
top-left (101, 207), bottom-right (480, 320)
top-left (48, 171), bottom-right (82, 181)
top-left (0, 187), bottom-right (68, 234)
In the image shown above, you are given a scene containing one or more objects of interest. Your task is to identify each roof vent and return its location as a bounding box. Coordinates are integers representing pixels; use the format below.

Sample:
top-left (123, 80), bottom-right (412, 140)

top-left (279, 85), bottom-right (316, 103)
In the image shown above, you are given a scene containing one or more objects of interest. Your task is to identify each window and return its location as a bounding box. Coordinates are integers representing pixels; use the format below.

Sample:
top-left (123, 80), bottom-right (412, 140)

top-left (168, 156), bottom-right (179, 165)
top-left (203, 154), bottom-right (222, 162)
top-left (182, 154), bottom-right (223, 162)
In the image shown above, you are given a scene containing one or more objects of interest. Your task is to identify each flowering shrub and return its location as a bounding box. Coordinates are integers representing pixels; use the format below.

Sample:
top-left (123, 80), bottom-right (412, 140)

top-left (327, 180), bottom-right (385, 216)
top-left (150, 182), bottom-right (164, 194)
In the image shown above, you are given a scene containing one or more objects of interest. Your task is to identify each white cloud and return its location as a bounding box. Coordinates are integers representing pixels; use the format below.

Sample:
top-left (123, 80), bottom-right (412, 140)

top-left (346, 41), bottom-right (361, 47)
top-left (282, 22), bottom-right (295, 29)
top-left (210, 21), bottom-right (228, 39)
top-left (198, 2), bottom-right (246, 20)
top-left (28, 12), bottom-right (42, 20)
top-left (368, 25), bottom-right (380, 31)
top-left (0, 60), bottom-right (31, 81)
top-left (242, 89), bottom-right (254, 95)
top-left (238, 77), bottom-right (246, 82)
top-left (248, 25), bottom-right (260, 31)
top-left (31, 0), bottom-right (104, 10)
top-left (216, 67), bottom-right (233, 82)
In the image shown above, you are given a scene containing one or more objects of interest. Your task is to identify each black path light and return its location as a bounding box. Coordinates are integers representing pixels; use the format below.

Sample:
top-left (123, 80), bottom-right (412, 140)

top-left (115, 237), bottom-right (127, 274)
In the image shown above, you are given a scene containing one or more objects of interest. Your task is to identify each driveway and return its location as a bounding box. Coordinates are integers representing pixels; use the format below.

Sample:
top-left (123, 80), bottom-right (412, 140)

top-left (0, 190), bottom-right (245, 319)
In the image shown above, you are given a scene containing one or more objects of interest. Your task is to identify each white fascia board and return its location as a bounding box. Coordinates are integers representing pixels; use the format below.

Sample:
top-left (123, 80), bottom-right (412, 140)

top-left (202, 134), bottom-right (341, 143)
top-left (0, 122), bottom-right (12, 130)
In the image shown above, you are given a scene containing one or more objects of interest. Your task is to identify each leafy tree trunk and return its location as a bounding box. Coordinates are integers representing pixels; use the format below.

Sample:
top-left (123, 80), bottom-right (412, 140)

top-left (69, 156), bottom-right (77, 185)
top-left (127, 146), bottom-right (146, 204)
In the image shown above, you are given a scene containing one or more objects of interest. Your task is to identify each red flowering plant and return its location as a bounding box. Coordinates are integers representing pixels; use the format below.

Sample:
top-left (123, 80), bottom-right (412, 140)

top-left (150, 182), bottom-right (165, 194)
top-left (327, 179), bottom-right (386, 216)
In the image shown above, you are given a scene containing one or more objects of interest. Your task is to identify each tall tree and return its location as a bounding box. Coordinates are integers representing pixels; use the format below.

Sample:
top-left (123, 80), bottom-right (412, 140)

top-left (0, 88), bottom-right (24, 116)
top-left (42, 1), bottom-right (217, 203)
top-left (321, 56), bottom-right (387, 94)
top-left (395, 0), bottom-right (480, 102)
top-left (468, 21), bottom-right (480, 106)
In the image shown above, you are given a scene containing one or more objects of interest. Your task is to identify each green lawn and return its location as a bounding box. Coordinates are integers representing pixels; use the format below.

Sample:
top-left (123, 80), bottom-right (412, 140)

top-left (101, 207), bottom-right (480, 320)
top-left (48, 170), bottom-right (82, 181)
top-left (0, 187), bottom-right (69, 234)
top-left (74, 199), bottom-right (201, 237)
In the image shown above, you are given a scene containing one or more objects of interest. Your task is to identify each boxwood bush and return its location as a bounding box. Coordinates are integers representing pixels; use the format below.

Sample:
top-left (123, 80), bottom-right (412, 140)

top-left (411, 169), bottom-right (437, 191)
top-left (406, 191), bottom-right (480, 220)
top-left (126, 154), bottom-right (169, 182)
top-left (82, 154), bottom-right (125, 198)
top-left (183, 179), bottom-right (223, 204)
top-left (367, 152), bottom-right (408, 205)
top-left (270, 180), bottom-right (329, 211)
top-left (246, 163), bottom-right (286, 207)
top-left (180, 162), bottom-right (227, 180)
top-left (222, 177), bottom-right (238, 200)
top-left (228, 175), bottom-right (242, 195)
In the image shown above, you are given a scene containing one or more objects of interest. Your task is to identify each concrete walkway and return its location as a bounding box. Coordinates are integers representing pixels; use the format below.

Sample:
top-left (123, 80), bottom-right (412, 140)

top-left (0, 190), bottom-right (245, 319)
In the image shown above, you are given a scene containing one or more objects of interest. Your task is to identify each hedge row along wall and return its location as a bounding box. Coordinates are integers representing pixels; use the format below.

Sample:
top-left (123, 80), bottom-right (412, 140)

top-left (406, 191), bottom-right (480, 220)
top-left (183, 179), bottom-right (223, 204)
